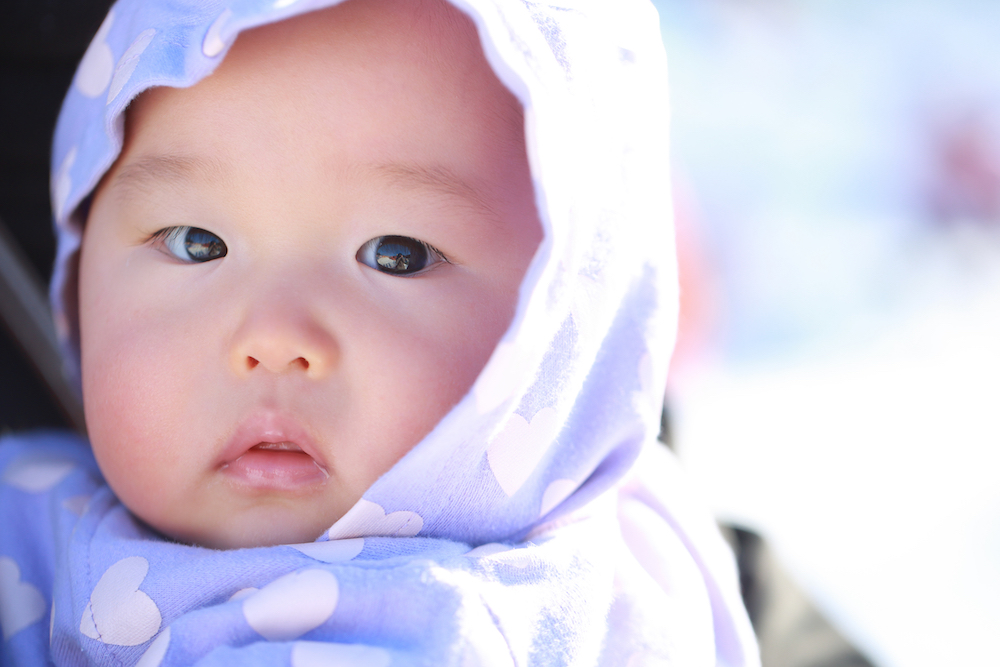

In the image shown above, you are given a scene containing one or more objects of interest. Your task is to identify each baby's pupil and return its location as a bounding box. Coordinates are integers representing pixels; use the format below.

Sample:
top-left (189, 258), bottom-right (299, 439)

top-left (375, 236), bottom-right (427, 273)
top-left (184, 228), bottom-right (227, 261)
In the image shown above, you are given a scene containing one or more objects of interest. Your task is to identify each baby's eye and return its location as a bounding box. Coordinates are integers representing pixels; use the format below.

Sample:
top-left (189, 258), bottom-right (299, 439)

top-left (154, 226), bottom-right (227, 263)
top-left (356, 235), bottom-right (447, 275)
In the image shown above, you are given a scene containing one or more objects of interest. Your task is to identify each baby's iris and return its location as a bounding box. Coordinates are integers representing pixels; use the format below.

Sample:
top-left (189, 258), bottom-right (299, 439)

top-left (356, 235), bottom-right (446, 275)
top-left (156, 226), bottom-right (227, 262)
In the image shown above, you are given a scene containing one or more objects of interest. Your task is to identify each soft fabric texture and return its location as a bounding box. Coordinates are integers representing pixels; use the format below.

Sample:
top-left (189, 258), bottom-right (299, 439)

top-left (0, 0), bottom-right (759, 665)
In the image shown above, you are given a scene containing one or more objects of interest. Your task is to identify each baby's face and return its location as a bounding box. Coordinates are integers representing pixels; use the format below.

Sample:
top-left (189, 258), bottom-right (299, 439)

top-left (78, 0), bottom-right (541, 549)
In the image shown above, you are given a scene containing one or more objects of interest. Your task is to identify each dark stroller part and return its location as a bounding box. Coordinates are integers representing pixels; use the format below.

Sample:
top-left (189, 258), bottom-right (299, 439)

top-left (1, 0), bottom-right (114, 433)
top-left (0, 217), bottom-right (84, 432)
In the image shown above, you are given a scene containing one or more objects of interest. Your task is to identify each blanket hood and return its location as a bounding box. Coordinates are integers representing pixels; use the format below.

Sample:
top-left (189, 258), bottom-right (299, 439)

top-left (51, 0), bottom-right (675, 547)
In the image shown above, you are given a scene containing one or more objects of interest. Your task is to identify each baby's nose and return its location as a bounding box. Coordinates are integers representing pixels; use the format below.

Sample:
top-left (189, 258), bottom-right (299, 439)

top-left (230, 308), bottom-right (336, 378)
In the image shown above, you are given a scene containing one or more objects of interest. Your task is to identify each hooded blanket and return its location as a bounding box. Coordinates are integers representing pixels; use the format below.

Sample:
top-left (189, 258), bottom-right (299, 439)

top-left (0, 0), bottom-right (759, 665)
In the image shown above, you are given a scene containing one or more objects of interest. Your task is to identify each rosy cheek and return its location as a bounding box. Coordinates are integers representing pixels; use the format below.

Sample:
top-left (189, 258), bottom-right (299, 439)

top-left (369, 285), bottom-right (502, 416)
top-left (82, 301), bottom-right (205, 505)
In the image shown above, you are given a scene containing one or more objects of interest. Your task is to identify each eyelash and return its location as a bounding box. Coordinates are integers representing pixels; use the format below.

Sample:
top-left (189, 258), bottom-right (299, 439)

top-left (149, 227), bottom-right (448, 276)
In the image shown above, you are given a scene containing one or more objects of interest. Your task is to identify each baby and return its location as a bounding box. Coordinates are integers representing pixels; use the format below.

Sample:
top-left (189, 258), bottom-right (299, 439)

top-left (79, 0), bottom-right (541, 550)
top-left (0, 0), bottom-right (759, 665)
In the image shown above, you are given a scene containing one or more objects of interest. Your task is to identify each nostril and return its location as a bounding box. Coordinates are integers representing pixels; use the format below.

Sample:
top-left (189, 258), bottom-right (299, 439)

top-left (241, 355), bottom-right (312, 373)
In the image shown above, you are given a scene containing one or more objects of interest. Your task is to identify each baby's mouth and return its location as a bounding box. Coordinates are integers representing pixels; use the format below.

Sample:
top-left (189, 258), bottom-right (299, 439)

top-left (223, 441), bottom-right (329, 491)
top-left (252, 441), bottom-right (304, 452)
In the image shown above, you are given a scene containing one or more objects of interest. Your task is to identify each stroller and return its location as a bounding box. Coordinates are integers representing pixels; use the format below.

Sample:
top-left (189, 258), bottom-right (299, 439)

top-left (0, 1), bottom-right (109, 434)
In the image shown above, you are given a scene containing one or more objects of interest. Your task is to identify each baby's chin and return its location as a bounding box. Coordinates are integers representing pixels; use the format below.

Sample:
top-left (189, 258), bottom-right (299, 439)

top-left (188, 522), bottom-right (327, 551)
top-left (131, 497), bottom-right (344, 550)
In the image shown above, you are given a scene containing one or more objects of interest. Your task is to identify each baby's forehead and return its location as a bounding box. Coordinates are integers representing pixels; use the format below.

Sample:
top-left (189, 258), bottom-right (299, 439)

top-left (106, 0), bottom-right (525, 208)
top-left (197, 0), bottom-right (486, 91)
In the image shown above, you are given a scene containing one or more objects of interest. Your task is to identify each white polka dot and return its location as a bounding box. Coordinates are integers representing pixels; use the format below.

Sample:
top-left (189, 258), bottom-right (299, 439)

top-left (487, 407), bottom-right (560, 497)
top-left (136, 627), bottom-right (170, 667)
top-left (327, 499), bottom-right (422, 540)
top-left (107, 29), bottom-right (157, 104)
top-left (75, 11), bottom-right (115, 98)
top-left (539, 478), bottom-right (576, 517)
top-left (80, 557), bottom-right (161, 646)
top-left (290, 539), bottom-right (364, 563)
top-left (291, 641), bottom-right (391, 667)
top-left (53, 147), bottom-right (77, 222)
top-left (0, 557), bottom-right (46, 640)
top-left (202, 9), bottom-right (233, 58)
top-left (243, 569), bottom-right (338, 641)
top-left (2, 454), bottom-right (75, 492)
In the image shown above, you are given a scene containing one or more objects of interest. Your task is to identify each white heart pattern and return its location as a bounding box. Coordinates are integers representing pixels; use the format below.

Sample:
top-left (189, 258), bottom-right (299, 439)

top-left (327, 499), bottom-right (422, 540)
top-left (2, 454), bottom-right (75, 493)
top-left (290, 539), bottom-right (364, 563)
top-left (487, 407), bottom-right (560, 497)
top-left (0, 557), bottom-right (46, 640)
top-left (80, 556), bottom-right (161, 646)
top-left (539, 478), bottom-right (577, 517)
top-left (291, 641), bottom-right (392, 667)
top-left (474, 342), bottom-right (531, 414)
top-left (243, 569), bottom-right (338, 641)
top-left (229, 588), bottom-right (259, 602)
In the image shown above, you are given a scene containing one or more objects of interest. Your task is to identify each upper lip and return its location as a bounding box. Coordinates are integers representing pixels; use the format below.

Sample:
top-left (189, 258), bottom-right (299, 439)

top-left (218, 411), bottom-right (327, 472)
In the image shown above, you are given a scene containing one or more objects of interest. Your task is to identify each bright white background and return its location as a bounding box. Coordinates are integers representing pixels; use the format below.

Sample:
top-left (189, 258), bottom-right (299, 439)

top-left (652, 1), bottom-right (1000, 665)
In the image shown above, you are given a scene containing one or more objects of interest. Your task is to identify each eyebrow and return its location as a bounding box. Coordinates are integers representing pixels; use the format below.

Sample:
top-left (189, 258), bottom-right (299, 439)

top-left (108, 154), bottom-right (226, 199)
top-left (371, 162), bottom-right (500, 223)
top-left (108, 154), bottom-right (500, 221)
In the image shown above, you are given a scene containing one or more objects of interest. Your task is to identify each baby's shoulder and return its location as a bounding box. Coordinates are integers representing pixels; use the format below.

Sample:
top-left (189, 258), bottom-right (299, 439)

top-left (0, 429), bottom-right (102, 554)
top-left (0, 431), bottom-right (97, 663)
top-left (0, 428), bottom-right (98, 478)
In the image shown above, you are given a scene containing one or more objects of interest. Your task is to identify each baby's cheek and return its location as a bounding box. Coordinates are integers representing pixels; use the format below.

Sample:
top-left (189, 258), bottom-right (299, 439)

top-left (361, 279), bottom-right (505, 423)
top-left (82, 310), bottom-right (214, 521)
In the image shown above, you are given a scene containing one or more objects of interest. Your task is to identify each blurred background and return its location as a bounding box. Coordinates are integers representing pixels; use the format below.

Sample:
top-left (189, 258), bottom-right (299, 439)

top-left (2, 1), bottom-right (997, 666)
top-left (651, 0), bottom-right (1000, 666)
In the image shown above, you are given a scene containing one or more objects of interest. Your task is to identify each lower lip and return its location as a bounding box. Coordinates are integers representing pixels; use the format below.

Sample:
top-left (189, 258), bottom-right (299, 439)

top-left (223, 448), bottom-right (328, 491)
